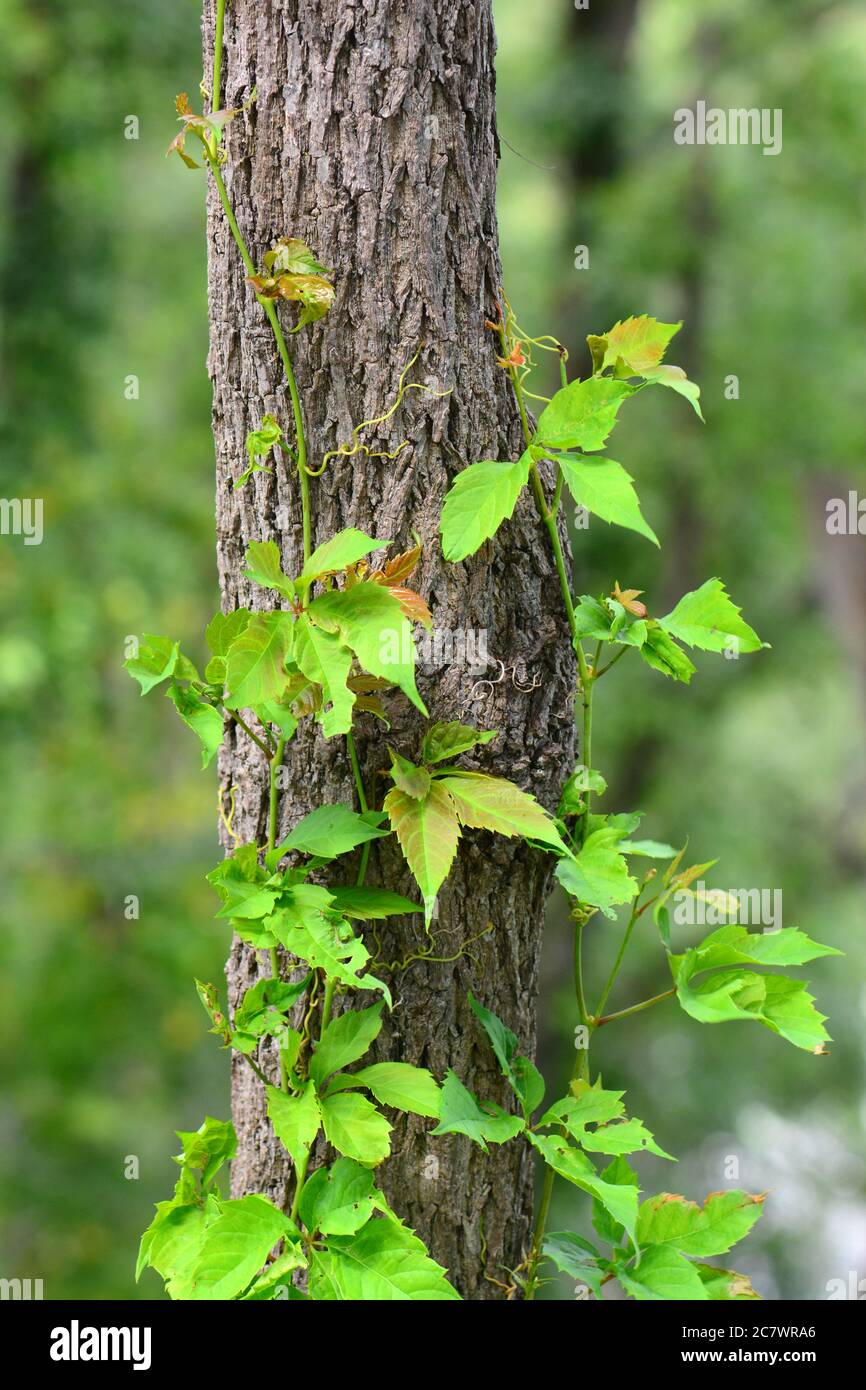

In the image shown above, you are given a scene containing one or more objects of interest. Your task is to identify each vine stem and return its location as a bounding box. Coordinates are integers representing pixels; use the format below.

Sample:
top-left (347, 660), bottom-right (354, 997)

top-left (505, 342), bottom-right (599, 1300)
top-left (525, 909), bottom-right (591, 1301)
top-left (595, 987), bottom-right (676, 1029)
top-left (594, 646), bottom-right (628, 680)
top-left (204, 159), bottom-right (312, 565)
top-left (267, 736), bottom-right (289, 1091)
top-left (511, 376), bottom-right (582, 663)
top-left (206, 14), bottom-right (310, 1083)
top-left (594, 899), bottom-right (640, 1021)
top-left (268, 736), bottom-right (287, 854)
top-left (577, 670), bottom-right (593, 845)
top-left (292, 728), bottom-right (372, 1219)
top-left (505, 346), bottom-right (594, 843)
top-left (243, 1052), bottom-right (268, 1087)
top-left (210, 0), bottom-right (226, 114)
top-left (506, 327), bottom-right (608, 1300)
top-left (219, 703), bottom-right (273, 758)
top-left (289, 1152), bottom-right (310, 1223)
top-left (318, 729), bottom-right (372, 1037)
top-left (207, 0), bottom-right (313, 1235)
top-left (346, 727), bottom-right (374, 890)
top-left (261, 299), bottom-right (312, 564)
top-left (525, 1169), bottom-right (555, 1300)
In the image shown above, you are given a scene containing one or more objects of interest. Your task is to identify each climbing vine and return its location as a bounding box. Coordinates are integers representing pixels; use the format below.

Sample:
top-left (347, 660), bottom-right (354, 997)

top-left (434, 300), bottom-right (841, 1300)
top-left (128, 3), bottom-right (839, 1301)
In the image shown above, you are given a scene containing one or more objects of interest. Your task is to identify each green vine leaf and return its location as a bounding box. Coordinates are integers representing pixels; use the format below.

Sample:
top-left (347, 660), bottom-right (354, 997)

top-left (319, 1091), bottom-right (392, 1165)
top-left (588, 1156), bottom-right (641, 1247)
top-left (528, 1133), bottom-right (639, 1246)
top-left (420, 720), bottom-right (497, 764)
top-left (540, 1087), bottom-right (673, 1160)
top-left (263, 236), bottom-right (331, 278)
top-left (249, 272), bottom-right (335, 328)
top-left (206, 844), bottom-right (277, 926)
top-left (326, 1062), bottom-right (442, 1119)
top-left (593, 315), bottom-right (682, 377)
top-left (255, 698), bottom-right (299, 739)
top-left (555, 454), bottom-right (659, 546)
top-left (584, 316), bottom-right (702, 416)
top-left (572, 594), bottom-right (646, 648)
top-left (586, 334), bottom-right (608, 376)
top-left (267, 1081), bottom-right (322, 1171)
top-left (430, 1070), bottom-right (525, 1151)
top-left (638, 625), bottom-right (696, 683)
top-left (616, 1244), bottom-right (708, 1301)
top-left (137, 1198), bottom-right (219, 1293)
top-left (174, 1116), bottom-right (237, 1188)
top-left (694, 1264), bottom-right (761, 1300)
top-left (658, 578), bottom-right (767, 654)
top-left (326, 886), bottom-right (422, 920)
top-left (138, 1140), bottom-right (302, 1301)
top-left (670, 925), bottom-right (840, 1052)
top-left (268, 906), bottom-right (392, 1008)
top-left (435, 772), bottom-right (568, 852)
top-left (641, 364), bottom-right (704, 420)
top-left (184, 1193), bottom-right (300, 1301)
top-left (310, 1003), bottom-right (384, 1087)
top-left (205, 656), bottom-right (227, 685)
top-left (555, 827), bottom-right (639, 918)
top-left (636, 1189), bottom-right (765, 1258)
top-left (439, 455), bottom-right (531, 562)
top-left (383, 781), bottom-right (461, 926)
top-left (231, 975), bottom-right (310, 1054)
top-left (299, 1158), bottom-right (386, 1237)
top-left (168, 92), bottom-right (241, 169)
top-left (268, 804), bottom-right (390, 866)
top-left (213, 878), bottom-right (281, 922)
top-left (387, 749), bottom-right (432, 800)
top-left (242, 540), bottom-right (296, 601)
top-left (540, 1080), bottom-right (624, 1129)
top-left (165, 683), bottom-right (224, 767)
top-left (307, 583), bottom-right (427, 716)
top-left (673, 924), bottom-right (842, 974)
top-left (125, 634), bottom-right (193, 695)
top-left (578, 1116), bottom-right (674, 1161)
top-left (309, 1214), bottom-right (460, 1301)
top-left (681, 970), bottom-right (831, 1050)
top-left (619, 838), bottom-right (677, 859)
top-left (299, 528), bottom-right (389, 584)
top-left (558, 766), bottom-right (610, 818)
top-left (294, 614), bottom-right (355, 737)
top-left (240, 1244), bottom-right (309, 1300)
top-left (205, 607), bottom-right (251, 657)
top-left (534, 377), bottom-right (634, 452)
top-left (194, 980), bottom-right (233, 1048)
top-left (224, 611), bottom-right (294, 709)
top-left (250, 235), bottom-right (335, 330)
top-left (543, 1232), bottom-right (606, 1298)
top-left (235, 415), bottom-right (284, 489)
top-left (468, 992), bottom-right (545, 1120)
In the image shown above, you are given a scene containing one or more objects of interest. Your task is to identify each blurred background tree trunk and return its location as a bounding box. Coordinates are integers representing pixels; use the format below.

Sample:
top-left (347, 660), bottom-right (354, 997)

top-left (203, 0), bottom-right (574, 1298)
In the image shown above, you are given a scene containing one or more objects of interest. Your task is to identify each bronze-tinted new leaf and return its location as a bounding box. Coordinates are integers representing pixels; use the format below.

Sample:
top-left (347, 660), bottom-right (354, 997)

top-left (612, 582), bottom-right (648, 618)
top-left (380, 544), bottom-right (422, 586)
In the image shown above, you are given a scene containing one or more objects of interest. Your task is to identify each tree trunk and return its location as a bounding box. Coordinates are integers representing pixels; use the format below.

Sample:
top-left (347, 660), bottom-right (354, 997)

top-left (204, 0), bottom-right (574, 1299)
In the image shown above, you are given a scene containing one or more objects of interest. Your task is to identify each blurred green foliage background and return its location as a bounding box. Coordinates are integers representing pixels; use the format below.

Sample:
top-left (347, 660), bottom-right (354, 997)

top-left (1, 0), bottom-right (863, 1299)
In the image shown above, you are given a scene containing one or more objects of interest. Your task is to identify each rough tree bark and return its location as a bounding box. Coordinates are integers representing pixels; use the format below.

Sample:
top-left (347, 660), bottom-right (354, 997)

top-left (203, 0), bottom-right (574, 1299)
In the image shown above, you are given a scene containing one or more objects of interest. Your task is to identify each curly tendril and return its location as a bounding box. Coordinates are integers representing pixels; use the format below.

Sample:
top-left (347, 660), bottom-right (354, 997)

top-left (307, 350), bottom-right (452, 478)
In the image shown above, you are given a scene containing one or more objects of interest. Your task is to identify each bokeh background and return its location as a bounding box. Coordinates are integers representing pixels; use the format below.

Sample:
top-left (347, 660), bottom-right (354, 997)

top-left (1, 0), bottom-right (863, 1299)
